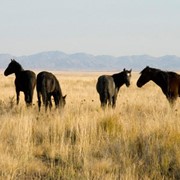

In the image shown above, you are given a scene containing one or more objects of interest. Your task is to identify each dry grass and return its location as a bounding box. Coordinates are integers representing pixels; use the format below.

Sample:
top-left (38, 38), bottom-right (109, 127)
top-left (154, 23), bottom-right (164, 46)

top-left (0, 71), bottom-right (180, 179)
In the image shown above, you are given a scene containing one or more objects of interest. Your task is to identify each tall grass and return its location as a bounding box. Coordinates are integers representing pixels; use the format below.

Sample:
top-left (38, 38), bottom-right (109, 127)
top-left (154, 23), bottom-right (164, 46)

top-left (0, 72), bottom-right (180, 179)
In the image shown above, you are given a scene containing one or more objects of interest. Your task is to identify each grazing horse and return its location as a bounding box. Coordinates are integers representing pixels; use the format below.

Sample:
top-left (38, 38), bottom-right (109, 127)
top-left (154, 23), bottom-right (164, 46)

top-left (4, 59), bottom-right (36, 106)
top-left (96, 69), bottom-right (132, 108)
top-left (36, 71), bottom-right (66, 111)
top-left (137, 66), bottom-right (180, 104)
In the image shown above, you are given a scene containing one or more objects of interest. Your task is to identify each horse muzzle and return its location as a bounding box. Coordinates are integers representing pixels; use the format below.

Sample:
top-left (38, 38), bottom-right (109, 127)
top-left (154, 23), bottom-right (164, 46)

top-left (136, 81), bottom-right (142, 87)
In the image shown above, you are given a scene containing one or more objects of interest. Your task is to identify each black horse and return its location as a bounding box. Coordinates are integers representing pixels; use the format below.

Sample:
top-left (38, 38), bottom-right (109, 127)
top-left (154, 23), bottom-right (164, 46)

top-left (96, 69), bottom-right (132, 108)
top-left (137, 66), bottom-right (180, 104)
top-left (4, 59), bottom-right (36, 106)
top-left (36, 71), bottom-right (66, 111)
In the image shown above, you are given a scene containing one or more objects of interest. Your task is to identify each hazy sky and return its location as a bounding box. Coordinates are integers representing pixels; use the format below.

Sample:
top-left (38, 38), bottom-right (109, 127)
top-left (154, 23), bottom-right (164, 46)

top-left (1, 0), bottom-right (180, 56)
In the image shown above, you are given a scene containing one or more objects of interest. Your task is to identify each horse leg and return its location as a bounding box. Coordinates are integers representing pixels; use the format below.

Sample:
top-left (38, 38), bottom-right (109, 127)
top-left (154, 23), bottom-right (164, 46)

top-left (45, 97), bottom-right (49, 112)
top-left (16, 89), bottom-right (20, 105)
top-left (29, 88), bottom-right (34, 105)
top-left (167, 90), bottom-right (178, 107)
top-left (49, 99), bottom-right (53, 110)
top-left (168, 98), bottom-right (176, 107)
top-left (53, 94), bottom-right (60, 108)
top-left (112, 93), bottom-right (117, 108)
top-left (53, 95), bottom-right (59, 109)
top-left (24, 91), bottom-right (33, 107)
top-left (100, 94), bottom-right (107, 109)
top-left (24, 93), bottom-right (29, 106)
top-left (47, 94), bottom-right (52, 111)
top-left (100, 89), bottom-right (109, 109)
top-left (108, 95), bottom-right (113, 107)
top-left (42, 91), bottom-right (48, 112)
top-left (37, 92), bottom-right (41, 111)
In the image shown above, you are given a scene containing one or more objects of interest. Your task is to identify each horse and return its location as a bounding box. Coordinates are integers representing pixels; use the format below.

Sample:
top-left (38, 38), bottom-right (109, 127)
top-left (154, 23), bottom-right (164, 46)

top-left (136, 66), bottom-right (180, 104)
top-left (96, 68), bottom-right (132, 108)
top-left (4, 59), bottom-right (36, 106)
top-left (36, 71), bottom-right (66, 111)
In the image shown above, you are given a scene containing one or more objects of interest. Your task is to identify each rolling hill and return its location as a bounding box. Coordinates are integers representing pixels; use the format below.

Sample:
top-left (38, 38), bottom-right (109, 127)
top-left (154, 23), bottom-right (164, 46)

top-left (0, 51), bottom-right (180, 71)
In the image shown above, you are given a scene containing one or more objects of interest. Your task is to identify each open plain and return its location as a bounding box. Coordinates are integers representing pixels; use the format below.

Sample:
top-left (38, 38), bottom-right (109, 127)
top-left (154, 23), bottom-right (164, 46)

top-left (0, 71), bottom-right (180, 179)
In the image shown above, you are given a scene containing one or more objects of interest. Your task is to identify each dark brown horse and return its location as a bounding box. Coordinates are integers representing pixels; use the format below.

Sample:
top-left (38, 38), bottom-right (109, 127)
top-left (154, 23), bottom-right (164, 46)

top-left (36, 71), bottom-right (66, 111)
top-left (137, 66), bottom-right (180, 104)
top-left (96, 69), bottom-right (132, 108)
top-left (4, 59), bottom-right (36, 106)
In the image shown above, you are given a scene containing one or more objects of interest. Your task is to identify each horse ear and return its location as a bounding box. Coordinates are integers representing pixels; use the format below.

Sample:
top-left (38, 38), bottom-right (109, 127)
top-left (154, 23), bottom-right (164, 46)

top-left (63, 95), bottom-right (67, 99)
top-left (123, 68), bottom-right (126, 71)
top-left (146, 66), bottom-right (151, 72)
top-left (130, 69), bottom-right (132, 72)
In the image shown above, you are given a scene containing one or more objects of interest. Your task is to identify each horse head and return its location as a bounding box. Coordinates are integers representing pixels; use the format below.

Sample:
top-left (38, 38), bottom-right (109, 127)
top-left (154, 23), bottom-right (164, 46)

top-left (136, 66), bottom-right (152, 87)
top-left (4, 59), bottom-right (23, 76)
top-left (123, 68), bottom-right (132, 87)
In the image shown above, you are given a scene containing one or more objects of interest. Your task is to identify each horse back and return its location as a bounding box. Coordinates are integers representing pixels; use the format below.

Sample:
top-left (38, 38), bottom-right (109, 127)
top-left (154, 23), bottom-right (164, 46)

top-left (37, 71), bottom-right (60, 93)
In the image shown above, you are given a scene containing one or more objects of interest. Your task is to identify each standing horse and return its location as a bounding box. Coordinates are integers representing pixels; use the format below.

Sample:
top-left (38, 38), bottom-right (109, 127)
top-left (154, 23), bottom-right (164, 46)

top-left (137, 66), bottom-right (180, 104)
top-left (4, 59), bottom-right (36, 106)
top-left (36, 71), bottom-right (66, 111)
top-left (96, 69), bottom-right (132, 108)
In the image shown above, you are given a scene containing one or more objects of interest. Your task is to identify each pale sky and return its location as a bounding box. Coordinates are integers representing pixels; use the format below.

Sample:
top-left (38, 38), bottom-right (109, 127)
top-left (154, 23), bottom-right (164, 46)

top-left (0, 0), bottom-right (180, 57)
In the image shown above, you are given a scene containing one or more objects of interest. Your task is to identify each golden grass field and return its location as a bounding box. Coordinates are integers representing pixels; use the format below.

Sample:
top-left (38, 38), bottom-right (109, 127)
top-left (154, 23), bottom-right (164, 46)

top-left (0, 71), bottom-right (180, 179)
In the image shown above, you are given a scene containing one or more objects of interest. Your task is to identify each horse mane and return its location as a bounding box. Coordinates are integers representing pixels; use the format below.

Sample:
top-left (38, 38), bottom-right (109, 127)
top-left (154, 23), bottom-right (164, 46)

top-left (140, 66), bottom-right (162, 74)
top-left (112, 71), bottom-right (126, 89)
top-left (168, 71), bottom-right (179, 77)
top-left (11, 59), bottom-right (24, 71)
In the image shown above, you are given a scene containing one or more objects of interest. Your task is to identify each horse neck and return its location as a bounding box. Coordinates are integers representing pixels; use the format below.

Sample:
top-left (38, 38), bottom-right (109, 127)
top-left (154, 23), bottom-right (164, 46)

top-left (151, 71), bottom-right (168, 92)
top-left (14, 67), bottom-right (24, 76)
top-left (112, 72), bottom-right (125, 88)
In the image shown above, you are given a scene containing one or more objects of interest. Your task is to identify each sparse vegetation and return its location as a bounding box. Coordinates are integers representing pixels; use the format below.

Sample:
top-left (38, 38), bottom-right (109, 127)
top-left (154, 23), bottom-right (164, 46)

top-left (0, 72), bottom-right (180, 179)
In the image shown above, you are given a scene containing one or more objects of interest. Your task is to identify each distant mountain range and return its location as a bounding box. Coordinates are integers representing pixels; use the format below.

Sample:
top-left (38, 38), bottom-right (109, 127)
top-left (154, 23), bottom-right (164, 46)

top-left (0, 51), bottom-right (180, 71)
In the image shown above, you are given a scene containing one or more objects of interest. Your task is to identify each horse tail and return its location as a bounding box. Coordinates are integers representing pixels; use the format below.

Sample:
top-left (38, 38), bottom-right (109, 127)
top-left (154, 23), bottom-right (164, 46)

top-left (41, 78), bottom-right (49, 111)
top-left (28, 80), bottom-right (36, 105)
top-left (36, 74), bottom-right (45, 111)
top-left (37, 91), bottom-right (41, 111)
top-left (102, 78), bottom-right (109, 102)
top-left (36, 79), bottom-right (41, 111)
top-left (96, 76), bottom-right (108, 107)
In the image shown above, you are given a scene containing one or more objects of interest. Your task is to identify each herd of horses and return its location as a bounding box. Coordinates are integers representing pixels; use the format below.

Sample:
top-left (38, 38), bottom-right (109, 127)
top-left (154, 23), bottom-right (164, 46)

top-left (3, 59), bottom-right (180, 111)
top-left (4, 59), bottom-right (66, 111)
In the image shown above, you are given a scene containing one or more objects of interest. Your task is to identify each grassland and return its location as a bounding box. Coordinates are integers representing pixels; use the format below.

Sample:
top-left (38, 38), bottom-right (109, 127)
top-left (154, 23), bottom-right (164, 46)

top-left (0, 71), bottom-right (180, 179)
